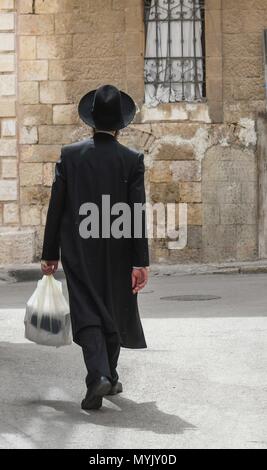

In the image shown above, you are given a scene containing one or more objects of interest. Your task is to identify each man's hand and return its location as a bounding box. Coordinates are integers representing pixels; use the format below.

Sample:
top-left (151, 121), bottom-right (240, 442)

top-left (41, 260), bottom-right (58, 276)
top-left (132, 267), bottom-right (148, 294)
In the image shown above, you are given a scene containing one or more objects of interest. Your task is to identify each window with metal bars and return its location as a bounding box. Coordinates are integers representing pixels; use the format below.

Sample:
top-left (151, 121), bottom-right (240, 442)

top-left (144, 0), bottom-right (206, 106)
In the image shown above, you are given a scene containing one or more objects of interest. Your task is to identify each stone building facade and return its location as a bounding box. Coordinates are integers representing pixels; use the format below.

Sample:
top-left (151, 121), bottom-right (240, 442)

top-left (0, 0), bottom-right (266, 265)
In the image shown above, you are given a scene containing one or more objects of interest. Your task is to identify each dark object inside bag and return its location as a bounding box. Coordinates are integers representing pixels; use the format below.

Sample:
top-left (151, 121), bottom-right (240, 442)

top-left (31, 313), bottom-right (62, 334)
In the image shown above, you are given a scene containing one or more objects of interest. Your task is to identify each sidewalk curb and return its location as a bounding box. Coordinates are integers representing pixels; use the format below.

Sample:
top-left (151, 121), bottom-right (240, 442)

top-left (1, 260), bottom-right (267, 282)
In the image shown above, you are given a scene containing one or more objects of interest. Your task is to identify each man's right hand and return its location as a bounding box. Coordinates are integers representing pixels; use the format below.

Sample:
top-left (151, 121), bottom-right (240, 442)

top-left (132, 267), bottom-right (148, 294)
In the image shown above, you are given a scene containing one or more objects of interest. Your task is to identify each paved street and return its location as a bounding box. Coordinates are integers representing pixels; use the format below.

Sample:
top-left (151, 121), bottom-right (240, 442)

top-left (0, 272), bottom-right (267, 449)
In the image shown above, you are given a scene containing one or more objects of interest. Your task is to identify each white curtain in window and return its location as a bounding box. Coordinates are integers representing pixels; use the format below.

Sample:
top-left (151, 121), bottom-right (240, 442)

top-left (144, 0), bottom-right (204, 107)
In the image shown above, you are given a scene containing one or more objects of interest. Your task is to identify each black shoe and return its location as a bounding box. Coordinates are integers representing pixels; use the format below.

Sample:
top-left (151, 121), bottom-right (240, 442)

top-left (81, 376), bottom-right (112, 410)
top-left (107, 381), bottom-right (123, 396)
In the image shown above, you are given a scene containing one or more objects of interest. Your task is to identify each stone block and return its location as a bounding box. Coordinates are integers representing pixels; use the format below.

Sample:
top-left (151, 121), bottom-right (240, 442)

top-left (19, 162), bottom-right (43, 186)
top-left (18, 14), bottom-right (54, 35)
top-left (18, 0), bottom-right (33, 13)
top-left (188, 203), bottom-right (202, 226)
top-left (3, 202), bottom-right (18, 224)
top-left (223, 33), bottom-right (261, 58)
top-left (0, 12), bottom-right (14, 30)
top-left (0, 229), bottom-right (35, 264)
top-left (187, 225), bottom-right (202, 249)
top-left (0, 32), bottom-right (14, 51)
top-left (19, 81), bottom-right (39, 104)
top-left (19, 126), bottom-right (38, 144)
top-left (0, 74), bottom-right (15, 95)
top-left (1, 158), bottom-right (17, 178)
top-left (43, 162), bottom-right (54, 186)
top-left (150, 162), bottom-right (172, 183)
top-left (19, 60), bottom-right (48, 81)
top-left (38, 125), bottom-right (76, 144)
top-left (0, 52), bottom-right (14, 71)
top-left (20, 185), bottom-right (51, 205)
top-left (0, 0), bottom-right (14, 8)
top-left (53, 104), bottom-right (78, 125)
top-left (20, 104), bottom-right (53, 126)
top-left (179, 182), bottom-right (202, 203)
top-left (0, 138), bottom-right (16, 156)
top-left (37, 35), bottom-right (73, 59)
top-left (20, 144), bottom-right (61, 163)
top-left (203, 204), bottom-right (220, 225)
top-left (73, 33), bottom-right (115, 58)
top-left (0, 98), bottom-right (16, 117)
top-left (0, 178), bottom-right (17, 200)
top-left (21, 205), bottom-right (41, 226)
top-left (19, 36), bottom-right (36, 60)
top-left (217, 182), bottom-right (242, 204)
top-left (1, 118), bottom-right (16, 136)
top-left (171, 161), bottom-right (201, 182)
top-left (154, 142), bottom-right (195, 161)
top-left (34, 0), bottom-right (74, 13)
top-left (150, 182), bottom-right (180, 203)
top-left (220, 203), bottom-right (257, 225)
top-left (40, 81), bottom-right (71, 104)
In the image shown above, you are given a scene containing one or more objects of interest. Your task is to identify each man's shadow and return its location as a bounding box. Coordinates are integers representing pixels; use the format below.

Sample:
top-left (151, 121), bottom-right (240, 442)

top-left (0, 341), bottom-right (195, 444)
top-left (27, 396), bottom-right (195, 435)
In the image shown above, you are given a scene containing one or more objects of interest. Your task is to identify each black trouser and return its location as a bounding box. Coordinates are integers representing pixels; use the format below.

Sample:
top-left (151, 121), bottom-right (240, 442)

top-left (77, 326), bottom-right (120, 388)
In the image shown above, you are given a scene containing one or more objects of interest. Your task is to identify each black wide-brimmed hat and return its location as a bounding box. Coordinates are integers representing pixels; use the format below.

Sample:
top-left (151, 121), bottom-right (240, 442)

top-left (78, 84), bottom-right (137, 130)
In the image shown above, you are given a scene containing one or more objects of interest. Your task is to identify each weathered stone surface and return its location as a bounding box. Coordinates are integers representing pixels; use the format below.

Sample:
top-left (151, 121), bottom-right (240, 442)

top-left (20, 144), bottom-right (61, 163)
top-left (188, 204), bottom-right (202, 226)
top-left (0, 52), bottom-right (14, 71)
top-left (1, 118), bottom-right (16, 136)
top-left (72, 33), bottom-right (115, 58)
top-left (37, 35), bottom-right (73, 59)
top-left (43, 162), bottom-right (54, 186)
top-left (21, 205), bottom-right (41, 226)
top-left (0, 12), bottom-right (14, 30)
top-left (180, 182), bottom-right (202, 203)
top-left (187, 226), bottom-right (202, 250)
top-left (3, 202), bottom-right (18, 224)
top-left (203, 204), bottom-right (220, 225)
top-left (40, 81), bottom-right (71, 104)
top-left (20, 185), bottom-right (51, 205)
top-left (150, 182), bottom-right (180, 203)
top-left (19, 126), bottom-right (38, 144)
top-left (53, 104), bottom-right (78, 125)
top-left (0, 32), bottom-right (14, 51)
top-left (150, 162), bottom-right (172, 183)
top-left (224, 33), bottom-right (261, 58)
top-left (171, 161), bottom-right (201, 182)
top-left (38, 125), bottom-right (77, 144)
top-left (0, 138), bottom-right (16, 156)
top-left (0, 74), bottom-right (15, 95)
top-left (0, 179), bottom-right (17, 200)
top-left (220, 203), bottom-right (257, 225)
top-left (154, 142), bottom-right (195, 161)
top-left (19, 60), bottom-right (48, 81)
top-left (1, 158), bottom-right (17, 178)
top-left (0, 0), bottom-right (14, 9)
top-left (0, 98), bottom-right (15, 116)
top-left (19, 36), bottom-right (36, 60)
top-left (20, 104), bottom-right (53, 126)
top-left (19, 162), bottom-right (43, 186)
top-left (34, 0), bottom-right (75, 14)
top-left (0, 229), bottom-right (35, 264)
top-left (18, 14), bottom-right (54, 35)
top-left (19, 81), bottom-right (39, 104)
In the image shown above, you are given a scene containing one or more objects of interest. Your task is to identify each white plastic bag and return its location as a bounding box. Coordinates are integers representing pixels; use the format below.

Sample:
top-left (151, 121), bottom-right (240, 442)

top-left (24, 274), bottom-right (72, 347)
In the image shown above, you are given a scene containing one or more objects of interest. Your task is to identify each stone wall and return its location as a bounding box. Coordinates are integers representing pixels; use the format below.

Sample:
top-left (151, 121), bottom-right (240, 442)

top-left (0, 0), bottom-right (265, 264)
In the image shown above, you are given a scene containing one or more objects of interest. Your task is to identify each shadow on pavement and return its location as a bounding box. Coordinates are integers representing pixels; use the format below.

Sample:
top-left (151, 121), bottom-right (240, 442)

top-left (0, 342), bottom-right (195, 448)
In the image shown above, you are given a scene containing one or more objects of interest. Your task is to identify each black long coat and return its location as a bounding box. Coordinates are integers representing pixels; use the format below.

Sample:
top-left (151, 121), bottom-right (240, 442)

top-left (41, 132), bottom-right (149, 348)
